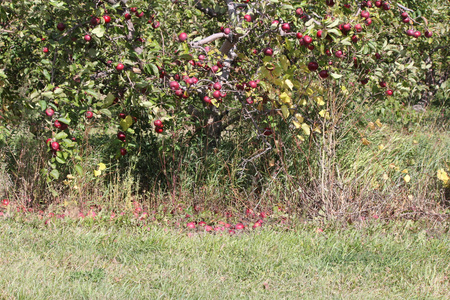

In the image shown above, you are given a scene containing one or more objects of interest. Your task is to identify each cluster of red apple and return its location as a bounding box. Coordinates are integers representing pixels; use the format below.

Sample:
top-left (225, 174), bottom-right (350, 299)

top-left (154, 119), bottom-right (164, 134)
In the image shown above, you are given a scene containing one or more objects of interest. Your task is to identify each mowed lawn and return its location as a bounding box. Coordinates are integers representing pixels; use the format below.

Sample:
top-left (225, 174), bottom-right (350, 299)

top-left (0, 220), bottom-right (449, 299)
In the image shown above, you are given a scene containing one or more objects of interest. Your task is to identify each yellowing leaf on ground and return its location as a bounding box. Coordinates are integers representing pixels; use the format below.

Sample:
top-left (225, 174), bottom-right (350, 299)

top-left (403, 174), bottom-right (411, 183)
top-left (389, 163), bottom-right (396, 169)
top-left (120, 115), bottom-right (133, 131)
top-left (306, 88), bottom-right (314, 96)
top-left (402, 169), bottom-right (408, 174)
top-left (413, 140), bottom-right (419, 144)
top-left (98, 163), bottom-right (106, 171)
top-left (280, 92), bottom-right (291, 104)
top-left (316, 96), bottom-right (325, 106)
top-left (368, 122), bottom-right (376, 130)
top-left (437, 169), bottom-right (449, 184)
top-left (375, 119), bottom-right (382, 127)
top-left (382, 173), bottom-right (389, 180)
top-left (319, 110), bottom-right (330, 119)
top-left (301, 123), bottom-right (310, 136)
top-left (378, 144), bottom-right (385, 150)
top-left (94, 169), bottom-right (101, 177)
top-left (361, 138), bottom-right (370, 145)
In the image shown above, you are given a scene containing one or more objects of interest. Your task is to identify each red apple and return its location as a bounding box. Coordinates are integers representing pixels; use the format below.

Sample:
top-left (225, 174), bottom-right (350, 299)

top-left (379, 81), bottom-right (387, 88)
top-left (319, 70), bottom-right (329, 79)
top-left (264, 47), bottom-right (273, 56)
top-left (317, 30), bottom-right (323, 38)
top-left (203, 96), bottom-right (211, 104)
top-left (57, 23), bottom-right (65, 31)
top-left (103, 15), bottom-right (111, 23)
top-left (308, 61), bottom-right (319, 71)
top-left (116, 63), bottom-right (124, 71)
top-left (361, 11), bottom-right (370, 19)
top-left (386, 89), bottom-right (393, 96)
top-left (155, 127), bottom-right (163, 133)
top-left (375, 1), bottom-right (382, 7)
top-left (235, 223), bottom-right (245, 230)
top-left (425, 30), bottom-right (432, 38)
top-left (248, 81), bottom-right (257, 88)
top-left (120, 148), bottom-right (127, 155)
top-left (351, 35), bottom-right (358, 43)
top-left (296, 32), bottom-right (303, 39)
top-left (355, 24), bottom-right (363, 32)
top-left (366, 18), bottom-right (372, 25)
top-left (335, 50), bottom-right (344, 58)
top-left (178, 32), bottom-right (188, 42)
top-left (303, 35), bottom-right (312, 44)
top-left (281, 23), bottom-right (290, 32)
top-left (124, 13), bottom-right (131, 20)
top-left (169, 81), bottom-right (180, 90)
top-left (154, 119), bottom-right (163, 127)
top-left (43, 47), bottom-right (49, 53)
top-left (51, 142), bottom-right (60, 151)
top-left (117, 132), bottom-right (126, 141)
top-left (119, 113), bottom-right (126, 119)
top-left (152, 21), bottom-right (160, 28)
top-left (383, 2), bottom-right (390, 10)
top-left (296, 8), bottom-right (303, 15)
top-left (263, 127), bottom-right (273, 136)
top-left (413, 31), bottom-right (421, 38)
top-left (85, 111), bottom-right (93, 119)
top-left (45, 108), bottom-right (54, 116)
top-left (84, 35), bottom-right (91, 41)
top-left (244, 14), bottom-right (252, 22)
top-left (224, 28), bottom-right (231, 34)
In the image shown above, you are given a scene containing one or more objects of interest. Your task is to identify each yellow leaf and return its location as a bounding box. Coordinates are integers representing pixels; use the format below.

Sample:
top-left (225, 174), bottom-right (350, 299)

top-left (296, 135), bottom-right (305, 142)
top-left (413, 140), bottom-right (418, 144)
top-left (403, 174), bottom-right (411, 183)
top-left (316, 96), bottom-right (325, 106)
top-left (375, 119), bottom-right (382, 127)
top-left (361, 138), bottom-right (370, 145)
top-left (280, 92), bottom-right (291, 104)
top-left (301, 123), bottom-right (310, 136)
top-left (94, 169), bottom-right (101, 177)
top-left (281, 105), bottom-right (290, 118)
top-left (284, 79), bottom-right (294, 90)
top-left (295, 113), bottom-right (304, 123)
top-left (66, 174), bottom-right (74, 179)
top-left (211, 98), bottom-right (220, 108)
top-left (437, 169), bottom-right (449, 184)
top-left (401, 169), bottom-right (408, 174)
top-left (120, 115), bottom-right (134, 131)
top-left (299, 98), bottom-right (307, 106)
top-left (293, 120), bottom-right (301, 129)
top-left (319, 110), bottom-right (330, 119)
top-left (368, 122), bottom-right (376, 130)
top-left (408, 195), bottom-right (414, 200)
top-left (382, 173), bottom-right (389, 180)
top-left (306, 88), bottom-right (314, 96)
top-left (378, 144), bottom-right (385, 150)
top-left (313, 125), bottom-right (321, 133)
top-left (98, 163), bottom-right (106, 171)
top-left (280, 55), bottom-right (290, 71)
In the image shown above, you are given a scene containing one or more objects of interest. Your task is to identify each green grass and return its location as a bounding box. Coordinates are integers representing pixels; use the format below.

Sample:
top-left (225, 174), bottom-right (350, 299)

top-left (0, 220), bottom-right (449, 299)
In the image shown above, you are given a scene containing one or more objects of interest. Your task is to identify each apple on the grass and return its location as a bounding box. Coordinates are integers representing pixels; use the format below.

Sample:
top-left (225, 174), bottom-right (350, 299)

top-left (235, 223), bottom-right (245, 230)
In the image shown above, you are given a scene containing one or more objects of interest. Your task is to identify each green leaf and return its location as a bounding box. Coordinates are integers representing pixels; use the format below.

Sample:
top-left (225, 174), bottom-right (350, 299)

top-left (55, 132), bottom-right (68, 140)
top-left (56, 156), bottom-right (66, 164)
top-left (74, 165), bottom-right (83, 176)
top-left (43, 69), bottom-right (51, 81)
top-left (331, 73), bottom-right (343, 79)
top-left (92, 26), bottom-right (105, 38)
top-left (57, 118), bottom-right (70, 124)
top-left (50, 169), bottom-right (60, 180)
top-left (99, 108), bottom-right (112, 117)
top-left (120, 115), bottom-right (133, 131)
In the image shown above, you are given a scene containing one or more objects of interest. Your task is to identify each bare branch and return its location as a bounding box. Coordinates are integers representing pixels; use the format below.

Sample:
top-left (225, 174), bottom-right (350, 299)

top-left (189, 33), bottom-right (227, 47)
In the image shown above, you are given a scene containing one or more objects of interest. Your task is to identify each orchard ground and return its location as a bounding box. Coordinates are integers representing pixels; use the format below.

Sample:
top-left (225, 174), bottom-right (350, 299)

top-left (0, 214), bottom-right (449, 299)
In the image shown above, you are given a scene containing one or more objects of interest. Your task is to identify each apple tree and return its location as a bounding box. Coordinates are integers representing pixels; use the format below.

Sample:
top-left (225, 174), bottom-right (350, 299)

top-left (0, 0), bottom-right (448, 187)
